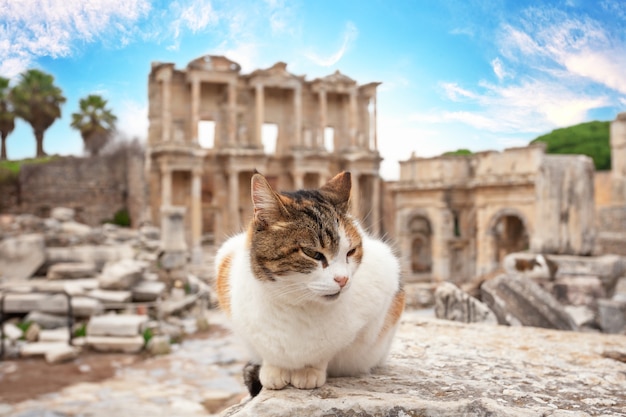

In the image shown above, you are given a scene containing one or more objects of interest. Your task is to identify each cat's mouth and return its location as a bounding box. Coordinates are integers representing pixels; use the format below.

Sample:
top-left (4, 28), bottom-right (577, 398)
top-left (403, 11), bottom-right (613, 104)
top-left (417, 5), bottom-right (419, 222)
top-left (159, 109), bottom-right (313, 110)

top-left (323, 291), bottom-right (341, 301)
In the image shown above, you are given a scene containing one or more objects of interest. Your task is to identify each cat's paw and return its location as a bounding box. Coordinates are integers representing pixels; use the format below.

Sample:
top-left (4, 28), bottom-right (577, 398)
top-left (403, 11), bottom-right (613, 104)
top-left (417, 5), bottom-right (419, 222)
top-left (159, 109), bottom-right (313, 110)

top-left (290, 366), bottom-right (327, 389)
top-left (259, 364), bottom-right (290, 390)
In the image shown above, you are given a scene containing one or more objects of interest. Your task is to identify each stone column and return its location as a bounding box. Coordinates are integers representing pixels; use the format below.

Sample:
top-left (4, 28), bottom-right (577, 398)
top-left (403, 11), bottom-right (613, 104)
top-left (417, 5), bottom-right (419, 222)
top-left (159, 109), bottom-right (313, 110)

top-left (190, 168), bottom-right (203, 263)
top-left (294, 171), bottom-right (304, 190)
top-left (611, 112), bottom-right (626, 203)
top-left (228, 81), bottom-right (237, 147)
top-left (371, 175), bottom-right (381, 237)
top-left (255, 84), bottom-right (264, 148)
top-left (161, 70), bottom-right (172, 142)
top-left (350, 172), bottom-right (361, 220)
top-left (371, 95), bottom-right (378, 151)
top-left (228, 168), bottom-right (240, 232)
top-left (160, 206), bottom-right (188, 271)
top-left (294, 85), bottom-right (302, 149)
top-left (161, 167), bottom-right (172, 207)
top-left (349, 89), bottom-right (358, 148)
top-left (318, 89), bottom-right (327, 149)
top-left (191, 77), bottom-right (200, 144)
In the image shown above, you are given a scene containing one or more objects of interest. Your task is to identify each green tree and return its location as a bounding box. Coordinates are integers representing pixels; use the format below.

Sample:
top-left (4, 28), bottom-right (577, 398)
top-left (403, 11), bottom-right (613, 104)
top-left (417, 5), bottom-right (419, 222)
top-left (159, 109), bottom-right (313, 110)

top-left (71, 94), bottom-right (117, 156)
top-left (530, 121), bottom-right (610, 170)
top-left (0, 77), bottom-right (15, 161)
top-left (10, 69), bottom-right (66, 158)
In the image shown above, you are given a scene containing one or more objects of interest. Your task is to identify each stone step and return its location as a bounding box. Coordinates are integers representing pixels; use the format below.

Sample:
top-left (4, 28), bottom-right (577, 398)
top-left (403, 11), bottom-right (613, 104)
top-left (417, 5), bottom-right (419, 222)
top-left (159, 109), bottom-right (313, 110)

top-left (47, 262), bottom-right (97, 280)
top-left (86, 335), bottom-right (144, 353)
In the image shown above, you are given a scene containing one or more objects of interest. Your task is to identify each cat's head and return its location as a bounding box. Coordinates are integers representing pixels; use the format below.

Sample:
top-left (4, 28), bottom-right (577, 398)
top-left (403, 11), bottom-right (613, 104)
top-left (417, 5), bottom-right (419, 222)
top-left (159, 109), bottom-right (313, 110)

top-left (248, 172), bottom-right (363, 304)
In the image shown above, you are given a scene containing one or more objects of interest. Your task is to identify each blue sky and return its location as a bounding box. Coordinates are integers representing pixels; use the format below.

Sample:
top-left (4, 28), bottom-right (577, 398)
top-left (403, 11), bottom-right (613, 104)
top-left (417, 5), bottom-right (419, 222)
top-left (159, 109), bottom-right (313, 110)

top-left (1, 0), bottom-right (625, 179)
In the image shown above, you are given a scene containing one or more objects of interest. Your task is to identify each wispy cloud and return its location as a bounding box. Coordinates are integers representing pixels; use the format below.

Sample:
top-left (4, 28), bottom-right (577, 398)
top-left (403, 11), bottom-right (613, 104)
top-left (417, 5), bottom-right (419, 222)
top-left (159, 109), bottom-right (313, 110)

top-left (303, 21), bottom-right (358, 67)
top-left (422, 4), bottom-right (623, 137)
top-left (167, 0), bottom-right (219, 51)
top-left (0, 0), bottom-right (151, 77)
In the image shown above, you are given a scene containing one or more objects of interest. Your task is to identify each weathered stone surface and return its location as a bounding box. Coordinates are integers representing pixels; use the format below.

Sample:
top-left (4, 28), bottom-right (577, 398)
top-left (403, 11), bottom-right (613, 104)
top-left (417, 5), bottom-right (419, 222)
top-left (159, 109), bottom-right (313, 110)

top-left (158, 294), bottom-right (198, 317)
top-left (564, 305), bottom-right (598, 329)
top-left (223, 313), bottom-right (626, 417)
top-left (85, 335), bottom-right (144, 353)
top-left (403, 282), bottom-right (435, 309)
top-left (14, 293), bottom-right (102, 317)
top-left (598, 298), bottom-right (626, 334)
top-left (2, 322), bottom-right (23, 341)
top-left (46, 244), bottom-right (134, 270)
top-left (0, 234), bottom-right (46, 281)
top-left (50, 207), bottom-right (75, 222)
top-left (45, 344), bottom-right (80, 364)
top-left (20, 342), bottom-right (70, 357)
top-left (98, 259), bottom-right (148, 290)
top-left (24, 322), bottom-right (41, 342)
top-left (553, 254), bottom-right (625, 293)
top-left (532, 154), bottom-right (596, 255)
top-left (553, 275), bottom-right (606, 306)
top-left (434, 281), bottom-right (497, 324)
top-left (87, 314), bottom-right (148, 337)
top-left (60, 221), bottom-right (92, 236)
top-left (146, 334), bottom-right (171, 355)
top-left (132, 280), bottom-right (166, 302)
top-left (47, 262), bottom-right (97, 280)
top-left (24, 310), bottom-right (70, 329)
top-left (159, 251), bottom-right (188, 270)
top-left (39, 327), bottom-right (72, 342)
top-left (481, 274), bottom-right (578, 330)
top-left (87, 289), bottom-right (133, 305)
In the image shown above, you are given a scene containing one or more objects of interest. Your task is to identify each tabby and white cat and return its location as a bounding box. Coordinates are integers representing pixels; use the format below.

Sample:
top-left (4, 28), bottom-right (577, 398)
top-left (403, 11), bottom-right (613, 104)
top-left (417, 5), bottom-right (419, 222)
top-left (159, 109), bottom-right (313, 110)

top-left (215, 171), bottom-right (404, 395)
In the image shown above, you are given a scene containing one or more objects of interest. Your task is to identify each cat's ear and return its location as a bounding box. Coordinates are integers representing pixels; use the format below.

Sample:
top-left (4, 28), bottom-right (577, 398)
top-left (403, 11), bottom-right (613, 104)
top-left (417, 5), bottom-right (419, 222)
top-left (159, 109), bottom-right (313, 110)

top-left (321, 171), bottom-right (351, 213)
top-left (251, 173), bottom-right (287, 224)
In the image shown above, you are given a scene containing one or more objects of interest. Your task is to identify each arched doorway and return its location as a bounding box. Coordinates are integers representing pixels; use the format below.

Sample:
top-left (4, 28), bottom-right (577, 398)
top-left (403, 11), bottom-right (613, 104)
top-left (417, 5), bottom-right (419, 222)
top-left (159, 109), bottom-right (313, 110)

top-left (408, 215), bottom-right (432, 274)
top-left (490, 211), bottom-right (529, 264)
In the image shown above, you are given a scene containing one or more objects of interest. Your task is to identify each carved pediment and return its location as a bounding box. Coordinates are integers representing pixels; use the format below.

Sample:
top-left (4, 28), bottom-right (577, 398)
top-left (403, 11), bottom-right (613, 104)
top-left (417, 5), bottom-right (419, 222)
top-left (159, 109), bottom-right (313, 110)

top-left (187, 55), bottom-right (241, 72)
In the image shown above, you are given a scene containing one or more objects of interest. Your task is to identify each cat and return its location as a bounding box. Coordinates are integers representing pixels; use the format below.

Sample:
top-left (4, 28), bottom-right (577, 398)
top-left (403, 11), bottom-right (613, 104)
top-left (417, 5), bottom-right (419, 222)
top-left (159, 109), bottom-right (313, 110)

top-left (215, 171), bottom-right (404, 395)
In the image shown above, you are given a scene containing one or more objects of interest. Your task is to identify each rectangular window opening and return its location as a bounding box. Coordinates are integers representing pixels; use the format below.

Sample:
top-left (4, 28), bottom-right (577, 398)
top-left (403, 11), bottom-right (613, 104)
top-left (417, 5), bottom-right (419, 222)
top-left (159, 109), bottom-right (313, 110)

top-left (198, 120), bottom-right (215, 149)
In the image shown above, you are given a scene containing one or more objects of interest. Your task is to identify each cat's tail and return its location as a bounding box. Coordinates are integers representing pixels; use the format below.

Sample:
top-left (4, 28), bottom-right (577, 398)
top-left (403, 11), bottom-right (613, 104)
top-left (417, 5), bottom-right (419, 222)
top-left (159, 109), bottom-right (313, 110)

top-left (243, 361), bottom-right (262, 397)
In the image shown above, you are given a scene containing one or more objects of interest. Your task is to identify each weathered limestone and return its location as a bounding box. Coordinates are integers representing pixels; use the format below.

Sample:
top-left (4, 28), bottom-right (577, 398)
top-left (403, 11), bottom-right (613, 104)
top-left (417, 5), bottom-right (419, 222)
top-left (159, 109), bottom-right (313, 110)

top-left (38, 327), bottom-right (72, 342)
top-left (598, 299), bottom-right (626, 334)
top-left (2, 322), bottom-right (23, 341)
top-left (434, 281), bottom-right (497, 324)
top-left (24, 310), bottom-right (70, 329)
top-left (44, 344), bottom-right (80, 364)
top-left (132, 280), bottom-right (166, 302)
top-left (533, 154), bottom-right (596, 255)
top-left (46, 262), bottom-right (97, 280)
top-left (87, 289), bottom-right (133, 305)
top-left (87, 314), bottom-right (149, 337)
top-left (85, 335), bottom-right (145, 353)
top-left (0, 234), bottom-right (46, 281)
top-left (46, 244), bottom-right (135, 270)
top-left (98, 259), bottom-right (148, 290)
top-left (50, 207), bottom-right (75, 222)
top-left (223, 312), bottom-right (626, 417)
top-left (481, 274), bottom-right (578, 330)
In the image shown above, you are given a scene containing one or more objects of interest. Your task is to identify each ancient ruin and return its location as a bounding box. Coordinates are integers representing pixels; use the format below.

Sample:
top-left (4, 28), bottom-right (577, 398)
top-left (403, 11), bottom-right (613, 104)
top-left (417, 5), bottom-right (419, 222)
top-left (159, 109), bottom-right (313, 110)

top-left (146, 55), bottom-right (383, 259)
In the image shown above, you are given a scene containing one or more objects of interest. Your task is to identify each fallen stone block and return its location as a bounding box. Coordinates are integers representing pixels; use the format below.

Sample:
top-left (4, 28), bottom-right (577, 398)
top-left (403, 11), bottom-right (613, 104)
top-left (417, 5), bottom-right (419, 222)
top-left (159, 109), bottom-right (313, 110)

top-left (47, 262), bottom-right (97, 280)
top-left (2, 293), bottom-right (62, 314)
top-left (39, 327), bottom-right (72, 343)
top-left (552, 275), bottom-right (606, 306)
top-left (2, 322), bottom-right (23, 341)
top-left (87, 289), bottom-right (133, 305)
top-left (24, 278), bottom-right (99, 295)
top-left (434, 282), bottom-right (497, 324)
top-left (20, 341), bottom-right (70, 357)
top-left (46, 244), bottom-right (134, 270)
top-left (0, 234), bottom-right (46, 281)
top-left (87, 314), bottom-right (149, 337)
top-left (86, 335), bottom-right (144, 353)
top-left (564, 305), bottom-right (598, 329)
top-left (132, 280), bottom-right (166, 302)
top-left (25, 310), bottom-right (70, 329)
top-left (51, 207), bottom-right (75, 222)
top-left (146, 334), bottom-right (171, 355)
top-left (24, 322), bottom-right (41, 342)
top-left (223, 312), bottom-right (626, 417)
top-left (481, 273), bottom-right (578, 331)
top-left (45, 344), bottom-right (80, 364)
top-left (598, 299), bottom-right (626, 334)
top-left (158, 294), bottom-right (198, 317)
top-left (60, 221), bottom-right (92, 236)
top-left (98, 259), bottom-right (148, 290)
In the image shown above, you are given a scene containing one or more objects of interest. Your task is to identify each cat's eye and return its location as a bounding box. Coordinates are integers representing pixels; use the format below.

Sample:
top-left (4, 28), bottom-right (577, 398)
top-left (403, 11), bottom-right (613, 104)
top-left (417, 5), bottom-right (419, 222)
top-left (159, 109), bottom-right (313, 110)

top-left (347, 248), bottom-right (357, 257)
top-left (301, 247), bottom-right (326, 262)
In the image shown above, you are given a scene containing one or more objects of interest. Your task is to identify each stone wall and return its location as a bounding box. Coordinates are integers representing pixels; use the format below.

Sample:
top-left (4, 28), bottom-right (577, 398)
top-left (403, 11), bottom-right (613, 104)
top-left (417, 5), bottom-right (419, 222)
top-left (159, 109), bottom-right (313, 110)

top-left (3, 145), bottom-right (145, 227)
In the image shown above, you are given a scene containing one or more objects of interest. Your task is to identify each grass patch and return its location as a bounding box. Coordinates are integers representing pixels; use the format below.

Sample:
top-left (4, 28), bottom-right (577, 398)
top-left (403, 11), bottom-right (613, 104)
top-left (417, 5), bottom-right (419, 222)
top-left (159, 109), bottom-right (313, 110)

top-left (0, 156), bottom-right (59, 174)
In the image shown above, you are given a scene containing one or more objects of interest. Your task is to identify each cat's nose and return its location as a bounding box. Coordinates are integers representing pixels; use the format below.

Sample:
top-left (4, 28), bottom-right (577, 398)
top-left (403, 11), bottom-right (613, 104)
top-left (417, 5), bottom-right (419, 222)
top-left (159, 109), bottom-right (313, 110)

top-left (334, 276), bottom-right (349, 288)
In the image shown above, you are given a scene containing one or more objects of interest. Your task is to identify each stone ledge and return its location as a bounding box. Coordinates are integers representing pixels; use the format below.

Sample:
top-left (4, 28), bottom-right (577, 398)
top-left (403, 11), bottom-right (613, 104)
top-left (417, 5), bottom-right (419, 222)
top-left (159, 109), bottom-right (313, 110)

top-left (223, 312), bottom-right (626, 417)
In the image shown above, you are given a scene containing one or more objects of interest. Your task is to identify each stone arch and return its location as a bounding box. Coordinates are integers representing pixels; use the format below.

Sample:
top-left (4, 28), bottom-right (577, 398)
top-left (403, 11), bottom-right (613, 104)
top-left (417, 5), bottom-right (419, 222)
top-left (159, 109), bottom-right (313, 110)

top-left (407, 213), bottom-right (433, 274)
top-left (487, 208), bottom-right (531, 264)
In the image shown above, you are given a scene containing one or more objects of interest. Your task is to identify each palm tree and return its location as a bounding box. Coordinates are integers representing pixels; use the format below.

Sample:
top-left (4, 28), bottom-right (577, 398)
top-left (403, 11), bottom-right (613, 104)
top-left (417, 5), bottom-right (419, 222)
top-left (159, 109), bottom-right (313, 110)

top-left (10, 69), bottom-right (66, 158)
top-left (0, 77), bottom-right (15, 160)
top-left (71, 94), bottom-right (117, 156)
